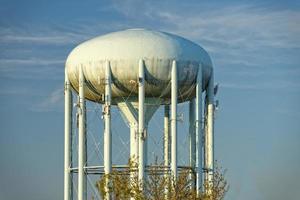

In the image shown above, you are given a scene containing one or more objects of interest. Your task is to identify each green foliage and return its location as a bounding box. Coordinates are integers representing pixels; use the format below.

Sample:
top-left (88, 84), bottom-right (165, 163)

top-left (96, 159), bottom-right (228, 200)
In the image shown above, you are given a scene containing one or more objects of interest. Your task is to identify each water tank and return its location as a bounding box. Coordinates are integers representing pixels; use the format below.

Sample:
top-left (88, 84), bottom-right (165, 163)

top-left (66, 29), bottom-right (213, 104)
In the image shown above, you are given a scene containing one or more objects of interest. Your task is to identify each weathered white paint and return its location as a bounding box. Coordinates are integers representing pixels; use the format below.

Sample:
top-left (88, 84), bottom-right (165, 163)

top-left (65, 29), bottom-right (212, 103)
top-left (164, 105), bottom-right (170, 199)
top-left (78, 65), bottom-right (87, 200)
top-left (104, 61), bottom-right (112, 200)
top-left (64, 29), bottom-right (216, 200)
top-left (117, 98), bottom-right (161, 160)
top-left (204, 71), bottom-right (214, 194)
top-left (189, 99), bottom-right (196, 188)
top-left (164, 105), bottom-right (170, 169)
top-left (196, 64), bottom-right (203, 195)
top-left (64, 68), bottom-right (73, 200)
top-left (171, 60), bottom-right (178, 179)
top-left (138, 59), bottom-right (145, 183)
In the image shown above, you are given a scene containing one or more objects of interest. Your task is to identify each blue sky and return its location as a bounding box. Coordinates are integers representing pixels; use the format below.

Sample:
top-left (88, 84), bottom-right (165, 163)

top-left (0, 0), bottom-right (300, 200)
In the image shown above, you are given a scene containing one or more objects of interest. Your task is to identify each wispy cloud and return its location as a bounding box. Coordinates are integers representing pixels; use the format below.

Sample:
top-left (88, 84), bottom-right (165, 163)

top-left (155, 6), bottom-right (300, 50)
top-left (1, 2), bottom-right (299, 89)
top-left (0, 26), bottom-right (73, 79)
top-left (32, 87), bottom-right (64, 112)
top-left (0, 26), bottom-right (88, 45)
top-left (111, 2), bottom-right (300, 66)
top-left (0, 22), bottom-right (128, 80)
top-left (222, 79), bottom-right (300, 91)
top-left (0, 86), bottom-right (33, 96)
top-left (221, 83), bottom-right (259, 90)
top-left (0, 58), bottom-right (64, 80)
top-left (0, 58), bottom-right (64, 66)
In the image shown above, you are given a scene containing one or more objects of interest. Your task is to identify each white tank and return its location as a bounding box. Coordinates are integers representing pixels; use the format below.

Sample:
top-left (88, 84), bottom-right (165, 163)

top-left (66, 28), bottom-right (213, 104)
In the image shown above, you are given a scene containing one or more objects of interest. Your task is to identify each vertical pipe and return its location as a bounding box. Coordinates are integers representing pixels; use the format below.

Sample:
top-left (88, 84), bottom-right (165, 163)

top-left (203, 95), bottom-right (208, 181)
top-left (189, 100), bottom-right (196, 187)
top-left (171, 60), bottom-right (178, 179)
top-left (64, 68), bottom-right (73, 200)
top-left (104, 61), bottom-right (112, 200)
top-left (78, 65), bottom-right (87, 200)
top-left (164, 105), bottom-right (170, 169)
top-left (196, 65), bottom-right (203, 195)
top-left (130, 122), bottom-right (138, 200)
top-left (144, 126), bottom-right (148, 172)
top-left (130, 123), bottom-right (138, 161)
top-left (164, 105), bottom-right (170, 199)
top-left (205, 70), bottom-right (214, 191)
top-left (138, 59), bottom-right (145, 183)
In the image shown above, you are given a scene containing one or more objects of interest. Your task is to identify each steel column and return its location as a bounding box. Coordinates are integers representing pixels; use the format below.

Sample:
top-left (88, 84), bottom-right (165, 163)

top-left (204, 70), bottom-right (214, 191)
top-left (64, 68), bottom-right (73, 200)
top-left (196, 65), bottom-right (203, 195)
top-left (117, 101), bottom-right (139, 160)
top-left (171, 60), bottom-right (178, 179)
top-left (138, 59), bottom-right (145, 182)
top-left (78, 65), bottom-right (87, 200)
top-left (164, 105), bottom-right (170, 169)
top-left (130, 123), bottom-right (138, 160)
top-left (189, 99), bottom-right (196, 187)
top-left (104, 61), bottom-right (112, 200)
top-left (164, 105), bottom-right (170, 199)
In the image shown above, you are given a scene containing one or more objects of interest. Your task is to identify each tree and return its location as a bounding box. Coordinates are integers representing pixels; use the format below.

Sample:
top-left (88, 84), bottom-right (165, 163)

top-left (96, 159), bottom-right (228, 200)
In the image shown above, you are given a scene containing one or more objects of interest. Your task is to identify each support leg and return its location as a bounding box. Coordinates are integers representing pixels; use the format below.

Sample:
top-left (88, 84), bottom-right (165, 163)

top-left (189, 100), bottom-right (196, 187)
top-left (138, 59), bottom-right (145, 183)
top-left (164, 105), bottom-right (170, 169)
top-left (64, 68), bottom-right (73, 200)
top-left (204, 70), bottom-right (214, 193)
top-left (104, 61), bottom-right (112, 200)
top-left (78, 65), bottom-right (87, 200)
top-left (196, 65), bottom-right (203, 195)
top-left (171, 60), bottom-right (178, 179)
top-left (130, 123), bottom-right (138, 161)
top-left (164, 105), bottom-right (170, 199)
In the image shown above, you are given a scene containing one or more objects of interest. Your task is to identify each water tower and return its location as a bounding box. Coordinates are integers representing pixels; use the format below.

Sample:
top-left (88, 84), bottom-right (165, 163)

top-left (64, 29), bottom-right (216, 200)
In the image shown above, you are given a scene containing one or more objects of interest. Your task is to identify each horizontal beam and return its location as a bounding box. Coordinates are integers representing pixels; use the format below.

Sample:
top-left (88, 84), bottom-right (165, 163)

top-left (69, 165), bottom-right (195, 174)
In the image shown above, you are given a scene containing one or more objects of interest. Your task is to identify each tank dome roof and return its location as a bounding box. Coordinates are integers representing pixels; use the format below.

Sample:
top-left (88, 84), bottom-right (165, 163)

top-left (66, 28), bottom-right (212, 66)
